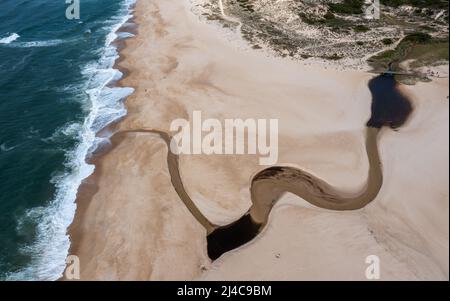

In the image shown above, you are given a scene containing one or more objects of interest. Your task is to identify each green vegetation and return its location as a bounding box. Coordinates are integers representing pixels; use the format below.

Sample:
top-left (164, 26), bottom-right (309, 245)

top-left (324, 11), bottom-right (336, 20)
top-left (419, 24), bottom-right (436, 31)
top-left (299, 12), bottom-right (354, 32)
top-left (380, 0), bottom-right (449, 9)
top-left (408, 41), bottom-right (449, 67)
top-left (224, 0), bottom-right (449, 66)
top-left (328, 0), bottom-right (365, 14)
top-left (327, 0), bottom-right (449, 14)
top-left (354, 24), bottom-right (370, 32)
top-left (368, 32), bottom-right (449, 70)
top-left (382, 38), bottom-right (394, 45)
top-left (403, 32), bottom-right (433, 43)
top-left (236, 0), bottom-right (255, 13)
top-left (321, 53), bottom-right (344, 60)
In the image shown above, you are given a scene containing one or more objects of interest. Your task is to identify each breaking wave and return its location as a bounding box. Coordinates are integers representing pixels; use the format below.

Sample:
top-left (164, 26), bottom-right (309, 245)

top-left (6, 0), bottom-right (136, 281)
top-left (0, 33), bottom-right (20, 44)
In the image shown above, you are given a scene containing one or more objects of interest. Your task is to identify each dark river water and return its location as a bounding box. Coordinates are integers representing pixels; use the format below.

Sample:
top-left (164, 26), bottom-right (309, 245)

top-left (367, 75), bottom-right (413, 129)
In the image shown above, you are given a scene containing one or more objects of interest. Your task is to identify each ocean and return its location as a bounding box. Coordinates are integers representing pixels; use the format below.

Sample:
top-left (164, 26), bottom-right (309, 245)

top-left (0, 0), bottom-right (135, 280)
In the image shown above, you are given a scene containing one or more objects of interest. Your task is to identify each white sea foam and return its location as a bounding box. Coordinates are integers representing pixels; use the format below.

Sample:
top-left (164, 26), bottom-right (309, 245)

top-left (0, 143), bottom-right (17, 152)
top-left (0, 33), bottom-right (20, 44)
top-left (6, 39), bottom-right (65, 48)
top-left (117, 32), bottom-right (135, 39)
top-left (6, 0), bottom-right (136, 281)
top-left (41, 122), bottom-right (82, 144)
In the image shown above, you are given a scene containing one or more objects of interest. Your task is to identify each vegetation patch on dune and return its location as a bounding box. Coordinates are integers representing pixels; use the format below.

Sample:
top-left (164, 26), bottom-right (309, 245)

top-left (193, 0), bottom-right (448, 71)
top-left (328, 0), bottom-right (364, 14)
top-left (369, 32), bottom-right (449, 69)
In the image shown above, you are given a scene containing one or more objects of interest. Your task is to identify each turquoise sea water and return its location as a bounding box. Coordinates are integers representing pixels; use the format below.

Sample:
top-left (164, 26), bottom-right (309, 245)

top-left (0, 0), bottom-right (134, 280)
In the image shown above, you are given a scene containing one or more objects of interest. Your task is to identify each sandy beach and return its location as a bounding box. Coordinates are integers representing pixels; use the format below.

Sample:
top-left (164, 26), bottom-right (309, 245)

top-left (66, 0), bottom-right (449, 280)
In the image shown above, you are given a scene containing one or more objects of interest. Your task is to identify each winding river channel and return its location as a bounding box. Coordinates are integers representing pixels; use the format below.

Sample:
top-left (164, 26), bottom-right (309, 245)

top-left (111, 74), bottom-right (413, 260)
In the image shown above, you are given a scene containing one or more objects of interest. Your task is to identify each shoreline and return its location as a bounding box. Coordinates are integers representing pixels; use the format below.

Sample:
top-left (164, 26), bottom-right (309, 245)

top-left (59, 1), bottom-right (139, 280)
top-left (4, 0), bottom-right (139, 281)
top-left (65, 0), bottom-right (449, 280)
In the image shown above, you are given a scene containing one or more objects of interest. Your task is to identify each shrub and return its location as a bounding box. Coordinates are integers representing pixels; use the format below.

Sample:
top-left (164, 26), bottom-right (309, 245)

top-left (382, 38), bottom-right (394, 45)
top-left (329, 0), bottom-right (365, 14)
top-left (354, 24), bottom-right (370, 32)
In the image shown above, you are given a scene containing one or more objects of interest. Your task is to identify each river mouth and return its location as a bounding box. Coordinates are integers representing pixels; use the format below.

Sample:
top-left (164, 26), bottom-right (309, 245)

top-left (206, 74), bottom-right (413, 261)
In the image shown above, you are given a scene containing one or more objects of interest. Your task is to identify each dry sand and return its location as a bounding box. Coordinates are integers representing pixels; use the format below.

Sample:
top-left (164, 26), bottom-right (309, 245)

top-left (66, 0), bottom-right (449, 280)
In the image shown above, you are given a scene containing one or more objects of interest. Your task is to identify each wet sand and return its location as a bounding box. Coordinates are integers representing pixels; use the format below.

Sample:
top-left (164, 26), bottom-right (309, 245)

top-left (65, 0), bottom-right (449, 280)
